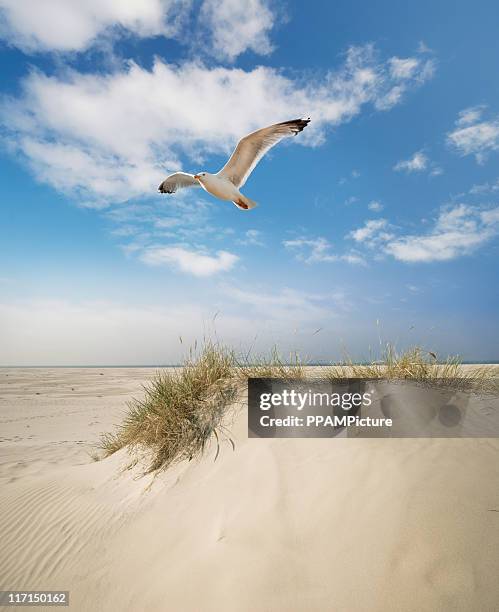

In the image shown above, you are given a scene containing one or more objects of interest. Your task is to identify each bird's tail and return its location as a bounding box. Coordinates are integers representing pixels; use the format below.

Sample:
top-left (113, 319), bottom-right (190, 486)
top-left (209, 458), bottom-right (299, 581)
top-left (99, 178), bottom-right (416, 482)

top-left (233, 194), bottom-right (258, 211)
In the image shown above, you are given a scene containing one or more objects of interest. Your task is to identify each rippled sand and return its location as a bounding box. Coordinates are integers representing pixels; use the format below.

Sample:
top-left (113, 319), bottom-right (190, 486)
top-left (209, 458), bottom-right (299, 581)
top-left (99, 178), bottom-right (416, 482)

top-left (1, 368), bottom-right (498, 611)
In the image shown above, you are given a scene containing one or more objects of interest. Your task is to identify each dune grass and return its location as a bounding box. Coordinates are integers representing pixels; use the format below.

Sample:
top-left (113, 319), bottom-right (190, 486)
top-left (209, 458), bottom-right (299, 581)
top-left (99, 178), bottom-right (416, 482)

top-left (101, 342), bottom-right (238, 473)
top-left (324, 345), bottom-right (498, 393)
top-left (100, 341), bottom-right (498, 473)
top-left (235, 345), bottom-right (307, 380)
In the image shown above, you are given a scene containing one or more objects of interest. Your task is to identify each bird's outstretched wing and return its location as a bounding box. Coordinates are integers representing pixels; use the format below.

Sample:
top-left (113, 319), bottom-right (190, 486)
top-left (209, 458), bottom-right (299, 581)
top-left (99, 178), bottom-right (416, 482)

top-left (217, 118), bottom-right (310, 188)
top-left (158, 172), bottom-right (200, 194)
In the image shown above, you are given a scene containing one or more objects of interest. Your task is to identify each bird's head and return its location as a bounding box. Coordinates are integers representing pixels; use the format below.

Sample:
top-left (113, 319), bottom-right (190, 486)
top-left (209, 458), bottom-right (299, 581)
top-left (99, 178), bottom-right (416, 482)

top-left (193, 172), bottom-right (208, 181)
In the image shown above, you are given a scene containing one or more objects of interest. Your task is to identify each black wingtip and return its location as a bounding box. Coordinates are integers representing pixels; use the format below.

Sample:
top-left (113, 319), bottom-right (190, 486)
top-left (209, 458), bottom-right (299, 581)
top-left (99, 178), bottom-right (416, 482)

top-left (281, 117), bottom-right (311, 134)
top-left (158, 183), bottom-right (174, 194)
top-left (299, 117), bottom-right (311, 130)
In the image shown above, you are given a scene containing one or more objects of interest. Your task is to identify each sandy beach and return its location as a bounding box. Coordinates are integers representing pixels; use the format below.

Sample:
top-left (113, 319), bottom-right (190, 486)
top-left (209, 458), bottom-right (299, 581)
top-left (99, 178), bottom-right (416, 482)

top-left (1, 367), bottom-right (499, 611)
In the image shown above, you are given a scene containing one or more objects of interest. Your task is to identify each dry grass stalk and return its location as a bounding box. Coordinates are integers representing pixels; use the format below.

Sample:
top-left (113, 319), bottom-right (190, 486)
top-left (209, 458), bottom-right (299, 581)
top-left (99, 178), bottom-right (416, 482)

top-left (101, 342), bottom-right (497, 473)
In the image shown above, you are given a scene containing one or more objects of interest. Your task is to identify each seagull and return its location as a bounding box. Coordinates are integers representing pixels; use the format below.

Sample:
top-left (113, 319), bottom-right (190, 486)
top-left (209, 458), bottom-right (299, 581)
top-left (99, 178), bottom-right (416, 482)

top-left (158, 118), bottom-right (310, 210)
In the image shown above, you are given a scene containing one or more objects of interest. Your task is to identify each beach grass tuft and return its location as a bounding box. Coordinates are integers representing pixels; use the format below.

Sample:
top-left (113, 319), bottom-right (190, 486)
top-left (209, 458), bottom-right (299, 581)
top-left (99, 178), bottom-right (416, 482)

top-left (235, 345), bottom-right (307, 380)
top-left (324, 345), bottom-right (498, 393)
top-left (100, 342), bottom-right (238, 473)
top-left (101, 341), bottom-right (497, 473)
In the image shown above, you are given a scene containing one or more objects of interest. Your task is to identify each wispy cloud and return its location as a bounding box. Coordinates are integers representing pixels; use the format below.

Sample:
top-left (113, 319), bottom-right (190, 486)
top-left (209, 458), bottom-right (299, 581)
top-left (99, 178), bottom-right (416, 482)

top-left (223, 285), bottom-right (346, 322)
top-left (283, 236), bottom-right (365, 265)
top-left (349, 219), bottom-right (392, 246)
top-left (338, 169), bottom-right (360, 184)
top-left (389, 57), bottom-right (421, 79)
top-left (344, 195), bottom-right (359, 206)
top-left (237, 229), bottom-right (264, 246)
top-left (429, 166), bottom-right (443, 177)
top-left (406, 284), bottom-right (421, 293)
top-left (385, 205), bottom-right (499, 262)
top-left (469, 177), bottom-right (499, 195)
top-left (455, 105), bottom-right (486, 127)
top-left (393, 150), bottom-right (428, 173)
top-left (0, 290), bottom-right (358, 364)
top-left (393, 150), bottom-right (442, 176)
top-left (368, 200), bottom-right (383, 212)
top-left (140, 245), bottom-right (238, 276)
top-left (349, 204), bottom-right (499, 262)
top-left (447, 106), bottom-right (499, 163)
top-left (340, 252), bottom-right (366, 265)
top-left (417, 41), bottom-right (432, 54)
top-left (105, 196), bottom-right (224, 266)
top-left (0, 296), bottom-right (261, 365)
top-left (0, 285), bottom-right (353, 364)
top-left (283, 237), bottom-right (337, 263)
top-left (375, 55), bottom-right (435, 109)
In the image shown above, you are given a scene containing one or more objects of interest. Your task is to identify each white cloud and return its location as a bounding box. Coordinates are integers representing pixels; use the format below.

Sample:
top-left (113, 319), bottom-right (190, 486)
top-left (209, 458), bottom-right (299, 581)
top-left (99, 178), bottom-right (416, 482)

top-left (1, 291), bottom-right (495, 365)
top-left (1, 44), bottom-right (435, 205)
top-left (429, 166), bottom-right (443, 177)
top-left (349, 219), bottom-right (390, 244)
top-left (456, 105), bottom-right (485, 127)
top-left (480, 207), bottom-right (499, 225)
top-left (140, 245), bottom-right (238, 276)
top-left (393, 150), bottom-right (428, 173)
top-left (350, 204), bottom-right (499, 263)
top-left (469, 178), bottom-right (499, 195)
top-left (200, 0), bottom-right (274, 62)
top-left (0, 0), bottom-right (188, 53)
top-left (375, 84), bottom-right (407, 110)
top-left (0, 0), bottom-right (276, 61)
top-left (17, 137), bottom-right (164, 206)
top-left (338, 170), bottom-right (360, 184)
top-left (223, 286), bottom-right (343, 322)
top-left (375, 57), bottom-right (435, 110)
top-left (102, 193), bottom-right (210, 252)
top-left (385, 205), bottom-right (499, 262)
top-left (344, 196), bottom-right (359, 206)
top-left (406, 284), bottom-right (420, 293)
top-left (283, 237), bottom-right (365, 265)
top-left (389, 57), bottom-right (420, 80)
top-left (237, 229), bottom-right (264, 246)
top-left (102, 195), bottom-right (241, 277)
top-left (447, 106), bottom-right (499, 163)
top-left (340, 252), bottom-right (366, 265)
top-left (283, 237), bottom-right (337, 263)
top-left (368, 200), bottom-right (383, 212)
top-left (417, 41), bottom-right (432, 54)
top-left (0, 297), bottom-right (262, 365)
top-left (0, 289), bottom-right (347, 364)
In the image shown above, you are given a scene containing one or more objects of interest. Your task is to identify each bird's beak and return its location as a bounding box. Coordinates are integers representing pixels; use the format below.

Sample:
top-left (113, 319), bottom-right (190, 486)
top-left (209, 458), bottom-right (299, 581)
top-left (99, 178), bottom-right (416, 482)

top-left (193, 174), bottom-right (200, 180)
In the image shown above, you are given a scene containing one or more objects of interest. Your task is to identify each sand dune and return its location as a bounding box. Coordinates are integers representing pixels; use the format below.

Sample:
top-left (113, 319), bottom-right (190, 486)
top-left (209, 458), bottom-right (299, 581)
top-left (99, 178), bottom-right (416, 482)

top-left (1, 368), bottom-right (499, 611)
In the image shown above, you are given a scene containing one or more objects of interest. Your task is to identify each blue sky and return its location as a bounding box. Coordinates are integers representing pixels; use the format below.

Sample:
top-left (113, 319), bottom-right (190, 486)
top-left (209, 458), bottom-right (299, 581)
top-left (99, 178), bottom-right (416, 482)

top-left (0, 0), bottom-right (498, 365)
